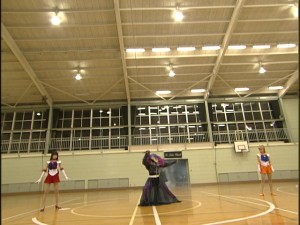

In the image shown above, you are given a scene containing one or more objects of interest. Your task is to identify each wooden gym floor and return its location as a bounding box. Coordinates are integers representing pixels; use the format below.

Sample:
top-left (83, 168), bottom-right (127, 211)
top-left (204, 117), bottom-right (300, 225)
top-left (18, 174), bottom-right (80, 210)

top-left (2, 181), bottom-right (298, 225)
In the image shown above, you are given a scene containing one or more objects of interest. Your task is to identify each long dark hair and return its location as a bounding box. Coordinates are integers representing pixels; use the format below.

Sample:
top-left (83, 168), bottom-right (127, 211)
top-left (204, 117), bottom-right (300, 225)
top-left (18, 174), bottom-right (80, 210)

top-left (50, 151), bottom-right (59, 160)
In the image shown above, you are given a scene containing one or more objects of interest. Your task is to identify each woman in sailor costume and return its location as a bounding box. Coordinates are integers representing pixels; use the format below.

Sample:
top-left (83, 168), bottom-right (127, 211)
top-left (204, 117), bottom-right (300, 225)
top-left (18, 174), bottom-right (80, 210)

top-left (139, 150), bottom-right (181, 206)
top-left (35, 151), bottom-right (70, 211)
top-left (257, 145), bottom-right (275, 196)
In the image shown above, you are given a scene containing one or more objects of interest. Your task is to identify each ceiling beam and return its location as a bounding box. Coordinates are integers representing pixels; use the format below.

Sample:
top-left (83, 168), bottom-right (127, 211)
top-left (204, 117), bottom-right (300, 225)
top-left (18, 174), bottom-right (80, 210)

top-left (243, 73), bottom-right (295, 98)
top-left (40, 81), bottom-right (90, 104)
top-left (113, 0), bottom-right (131, 104)
top-left (1, 22), bottom-right (53, 106)
top-left (204, 0), bottom-right (246, 100)
top-left (278, 70), bottom-right (299, 98)
top-left (128, 77), bottom-right (166, 101)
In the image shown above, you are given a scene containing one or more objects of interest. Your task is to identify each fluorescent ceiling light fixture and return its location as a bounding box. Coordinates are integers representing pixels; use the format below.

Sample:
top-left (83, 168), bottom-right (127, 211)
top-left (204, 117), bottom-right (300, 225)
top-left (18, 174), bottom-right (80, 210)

top-left (202, 45), bottom-right (221, 50)
top-left (156, 90), bottom-right (171, 95)
top-left (152, 48), bottom-right (170, 52)
top-left (191, 89), bottom-right (206, 93)
top-left (218, 124), bottom-right (225, 127)
top-left (277, 43), bottom-right (296, 48)
top-left (228, 45), bottom-right (246, 50)
top-left (177, 47), bottom-right (196, 52)
top-left (268, 86), bottom-right (283, 90)
top-left (51, 13), bottom-right (61, 25)
top-left (126, 48), bottom-right (145, 53)
top-left (235, 87), bottom-right (249, 91)
top-left (253, 45), bottom-right (271, 49)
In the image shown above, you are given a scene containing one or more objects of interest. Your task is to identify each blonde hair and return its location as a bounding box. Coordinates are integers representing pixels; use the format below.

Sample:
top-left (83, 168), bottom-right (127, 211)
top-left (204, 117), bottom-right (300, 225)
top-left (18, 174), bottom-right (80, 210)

top-left (258, 145), bottom-right (266, 153)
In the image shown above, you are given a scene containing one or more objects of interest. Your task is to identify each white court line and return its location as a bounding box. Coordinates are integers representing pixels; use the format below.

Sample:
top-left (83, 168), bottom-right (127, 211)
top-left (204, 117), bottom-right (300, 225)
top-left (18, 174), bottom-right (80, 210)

top-left (129, 193), bottom-right (142, 225)
top-left (57, 207), bottom-right (71, 211)
top-left (32, 217), bottom-right (48, 225)
top-left (2, 198), bottom-right (79, 224)
top-left (152, 206), bottom-right (162, 225)
top-left (275, 207), bottom-right (298, 215)
top-left (276, 186), bottom-right (298, 196)
top-left (2, 198), bottom-right (79, 221)
top-left (201, 191), bottom-right (275, 225)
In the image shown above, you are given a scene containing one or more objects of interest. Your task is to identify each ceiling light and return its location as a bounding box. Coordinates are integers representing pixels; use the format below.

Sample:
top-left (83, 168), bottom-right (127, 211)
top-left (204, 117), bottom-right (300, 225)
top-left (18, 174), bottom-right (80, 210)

top-left (174, 5), bottom-right (184, 22)
top-left (259, 62), bottom-right (266, 74)
top-left (156, 90), bottom-right (171, 95)
top-left (191, 89), bottom-right (206, 93)
top-left (259, 67), bottom-right (266, 74)
top-left (168, 64), bottom-right (176, 77)
top-left (277, 43), bottom-right (296, 48)
top-left (253, 45), bottom-right (271, 49)
top-left (152, 47), bottom-right (171, 52)
top-left (228, 45), bottom-right (246, 50)
top-left (174, 10), bottom-right (184, 21)
top-left (75, 73), bottom-right (82, 80)
top-left (202, 45), bottom-right (221, 50)
top-left (169, 70), bottom-right (176, 77)
top-left (293, 2), bottom-right (298, 17)
top-left (126, 48), bottom-right (145, 53)
top-left (75, 69), bottom-right (82, 80)
top-left (235, 87), bottom-right (249, 92)
top-left (51, 11), bottom-right (61, 25)
top-left (268, 86), bottom-right (283, 90)
top-left (177, 47), bottom-right (196, 52)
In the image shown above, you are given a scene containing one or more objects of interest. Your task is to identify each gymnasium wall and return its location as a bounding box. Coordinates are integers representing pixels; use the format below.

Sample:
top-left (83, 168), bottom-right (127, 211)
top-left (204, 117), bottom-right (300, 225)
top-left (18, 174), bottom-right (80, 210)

top-left (1, 143), bottom-right (298, 193)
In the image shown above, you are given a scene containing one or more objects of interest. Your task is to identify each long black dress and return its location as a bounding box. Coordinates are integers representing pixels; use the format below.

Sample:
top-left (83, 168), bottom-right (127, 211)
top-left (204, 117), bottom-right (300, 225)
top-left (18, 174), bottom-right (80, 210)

top-left (139, 152), bottom-right (181, 206)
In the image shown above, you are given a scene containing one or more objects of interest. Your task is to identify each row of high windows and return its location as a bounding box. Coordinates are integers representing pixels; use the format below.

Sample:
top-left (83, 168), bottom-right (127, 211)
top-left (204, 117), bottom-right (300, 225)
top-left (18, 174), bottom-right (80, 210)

top-left (1, 100), bottom-right (288, 153)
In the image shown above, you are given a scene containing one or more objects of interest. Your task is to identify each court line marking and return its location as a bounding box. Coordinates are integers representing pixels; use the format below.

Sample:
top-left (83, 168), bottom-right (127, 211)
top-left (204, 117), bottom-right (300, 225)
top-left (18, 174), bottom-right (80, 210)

top-left (275, 207), bottom-right (298, 215)
top-left (129, 193), bottom-right (142, 225)
top-left (152, 206), bottom-right (162, 225)
top-left (70, 197), bottom-right (201, 218)
top-left (276, 186), bottom-right (298, 196)
top-left (201, 191), bottom-right (275, 225)
top-left (32, 217), bottom-right (48, 225)
top-left (2, 198), bottom-right (79, 221)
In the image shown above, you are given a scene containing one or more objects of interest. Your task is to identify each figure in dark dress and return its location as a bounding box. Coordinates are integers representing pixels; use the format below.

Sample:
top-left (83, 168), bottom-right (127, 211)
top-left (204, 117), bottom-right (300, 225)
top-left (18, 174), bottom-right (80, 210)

top-left (139, 150), bottom-right (181, 206)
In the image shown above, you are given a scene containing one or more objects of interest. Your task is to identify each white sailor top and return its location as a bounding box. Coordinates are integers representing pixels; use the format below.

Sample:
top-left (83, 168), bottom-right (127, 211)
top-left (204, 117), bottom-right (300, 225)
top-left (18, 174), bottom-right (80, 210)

top-left (46, 160), bottom-right (62, 176)
top-left (257, 153), bottom-right (270, 167)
